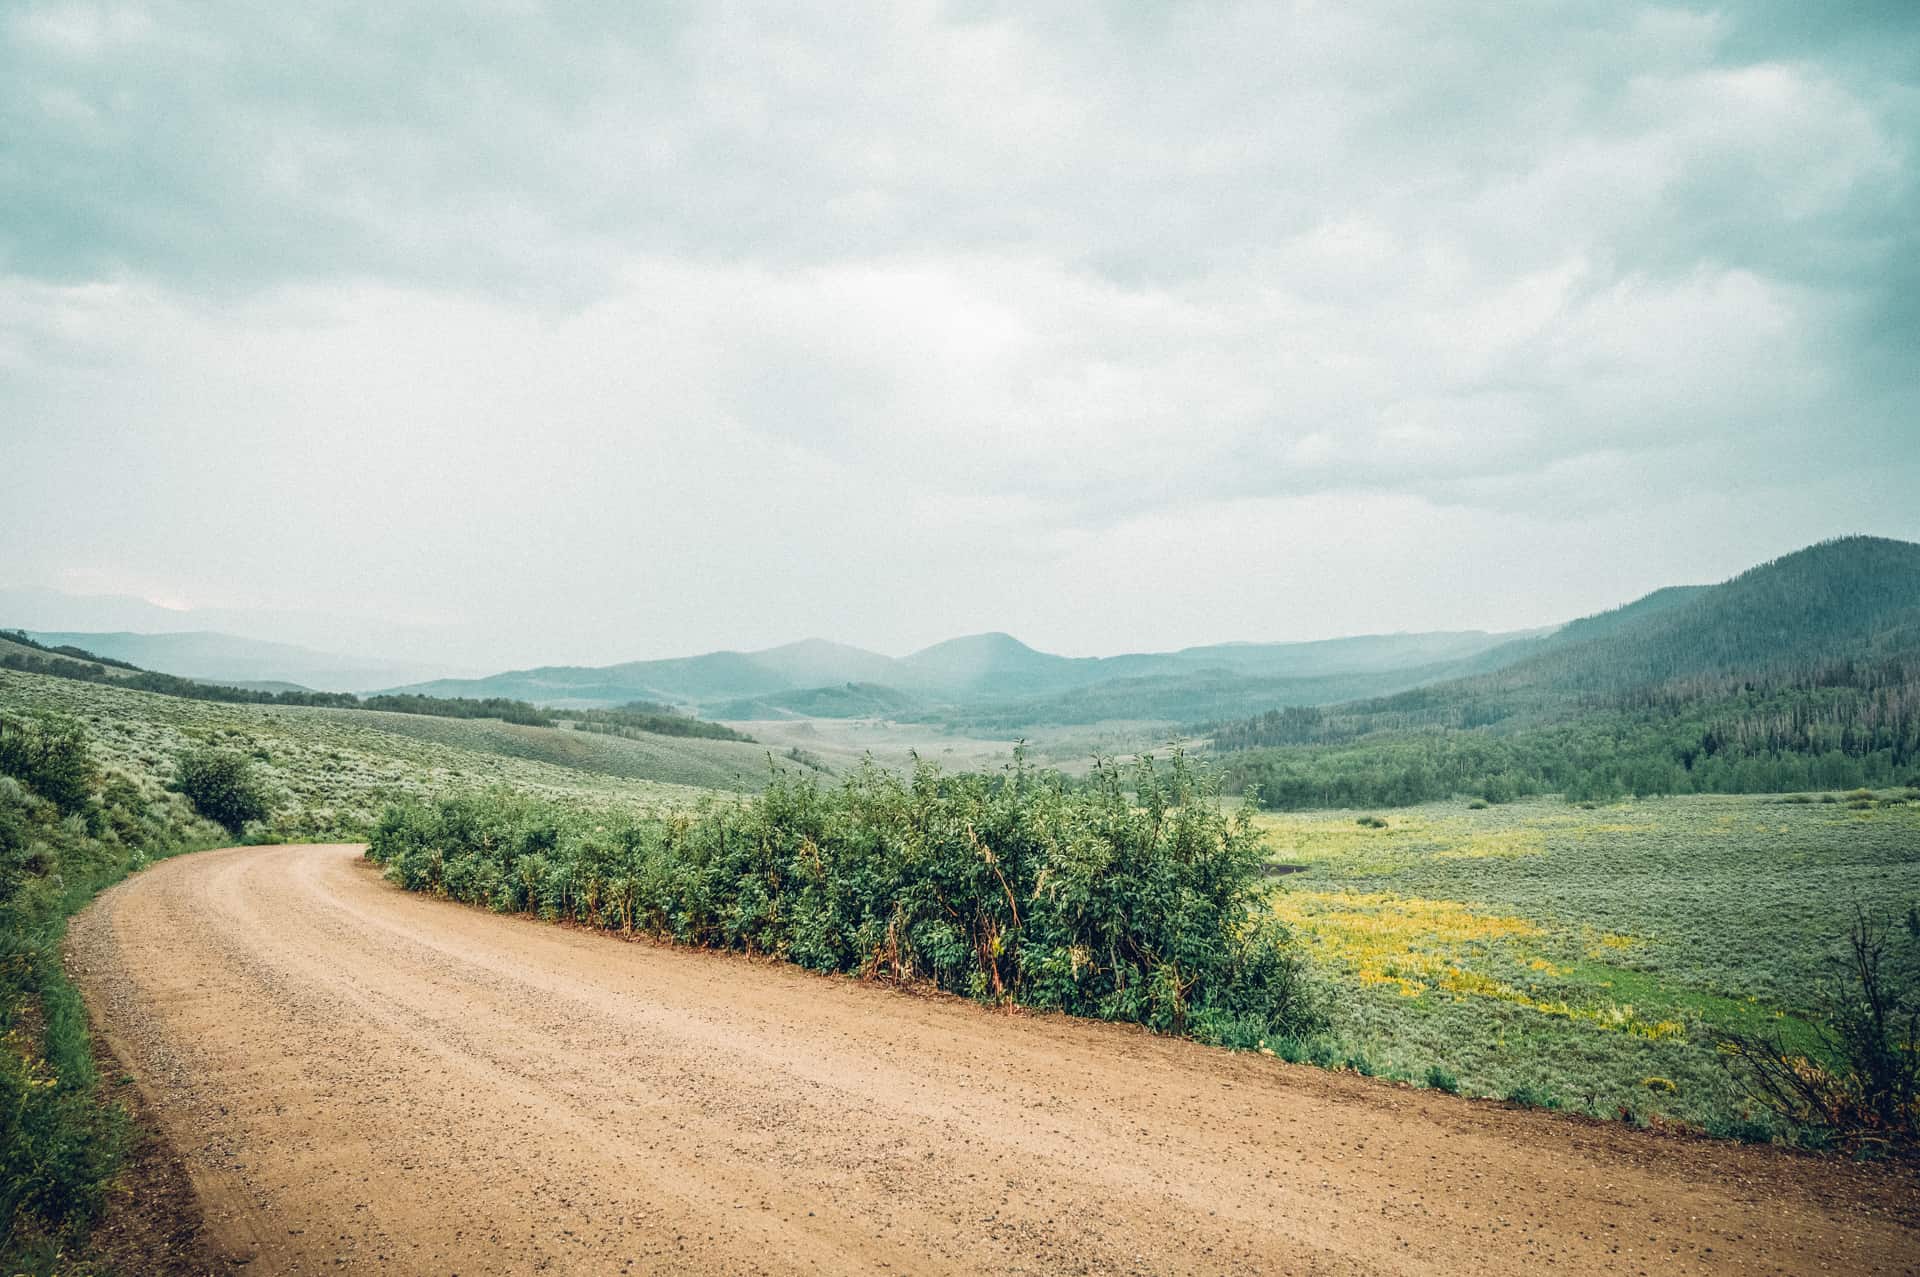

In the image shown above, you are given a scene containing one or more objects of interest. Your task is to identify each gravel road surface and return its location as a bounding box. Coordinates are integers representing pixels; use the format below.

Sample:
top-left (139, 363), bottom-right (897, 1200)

top-left (66, 843), bottom-right (1918, 1275)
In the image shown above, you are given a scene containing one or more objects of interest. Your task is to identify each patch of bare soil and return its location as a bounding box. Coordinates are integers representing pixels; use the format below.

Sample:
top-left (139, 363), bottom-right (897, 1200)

top-left (73, 1040), bottom-right (231, 1277)
top-left (64, 844), bottom-right (1919, 1276)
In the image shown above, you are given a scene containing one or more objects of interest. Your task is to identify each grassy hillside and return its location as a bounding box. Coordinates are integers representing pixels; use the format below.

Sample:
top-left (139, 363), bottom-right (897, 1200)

top-left (0, 670), bottom-right (764, 839)
top-left (710, 681), bottom-right (926, 720)
top-left (935, 661), bottom-right (1507, 731)
top-left (1213, 537), bottom-right (1920, 807)
top-left (0, 634), bottom-right (140, 676)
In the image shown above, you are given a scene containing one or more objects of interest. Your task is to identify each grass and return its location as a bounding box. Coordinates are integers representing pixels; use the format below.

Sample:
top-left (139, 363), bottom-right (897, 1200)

top-left (1253, 793), bottom-right (1920, 1128)
top-left (0, 669), bottom-right (753, 838)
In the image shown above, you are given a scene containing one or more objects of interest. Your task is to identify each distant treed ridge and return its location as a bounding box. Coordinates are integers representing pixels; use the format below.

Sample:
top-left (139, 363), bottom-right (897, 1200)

top-left (1208, 537), bottom-right (1920, 808)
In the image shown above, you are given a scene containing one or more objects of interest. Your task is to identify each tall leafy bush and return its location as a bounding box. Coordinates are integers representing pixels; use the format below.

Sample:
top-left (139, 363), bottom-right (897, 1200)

top-left (368, 752), bottom-right (1323, 1046)
top-left (171, 748), bottom-right (272, 836)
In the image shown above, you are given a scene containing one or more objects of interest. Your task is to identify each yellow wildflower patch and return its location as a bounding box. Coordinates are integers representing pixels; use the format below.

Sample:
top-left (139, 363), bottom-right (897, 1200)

top-left (1271, 889), bottom-right (1683, 1039)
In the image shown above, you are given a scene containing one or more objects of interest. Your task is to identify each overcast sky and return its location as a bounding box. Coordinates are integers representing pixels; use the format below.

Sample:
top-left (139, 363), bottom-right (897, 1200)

top-left (4, 1), bottom-right (1917, 668)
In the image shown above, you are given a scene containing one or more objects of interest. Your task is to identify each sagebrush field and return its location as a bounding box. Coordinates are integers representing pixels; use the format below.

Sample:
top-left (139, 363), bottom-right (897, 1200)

top-left (1255, 793), bottom-right (1920, 1130)
top-left (0, 668), bottom-right (754, 838)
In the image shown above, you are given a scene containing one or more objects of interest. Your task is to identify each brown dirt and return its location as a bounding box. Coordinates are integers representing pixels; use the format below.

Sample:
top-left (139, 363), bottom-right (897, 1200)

top-left (64, 843), bottom-right (1918, 1276)
top-left (74, 1041), bottom-right (232, 1277)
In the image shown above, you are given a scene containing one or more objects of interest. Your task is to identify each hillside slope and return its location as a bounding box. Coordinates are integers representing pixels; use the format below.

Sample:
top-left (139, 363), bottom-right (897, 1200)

top-left (1213, 536), bottom-right (1920, 806)
top-left (0, 668), bottom-right (769, 838)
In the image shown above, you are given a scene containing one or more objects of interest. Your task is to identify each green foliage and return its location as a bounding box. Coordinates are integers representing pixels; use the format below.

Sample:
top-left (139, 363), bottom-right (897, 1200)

top-left (358, 693), bottom-right (552, 726)
top-left (1716, 907), bottom-right (1920, 1145)
top-left (0, 715), bottom-right (95, 818)
top-left (170, 748), bottom-right (272, 835)
top-left (367, 752), bottom-right (1325, 1045)
top-left (569, 702), bottom-right (753, 742)
top-left (1425, 1065), bottom-right (1461, 1094)
top-left (0, 715), bottom-right (218, 1261)
top-left (1221, 700), bottom-right (1920, 812)
top-left (1504, 1083), bottom-right (1561, 1110)
top-left (0, 668), bottom-right (743, 838)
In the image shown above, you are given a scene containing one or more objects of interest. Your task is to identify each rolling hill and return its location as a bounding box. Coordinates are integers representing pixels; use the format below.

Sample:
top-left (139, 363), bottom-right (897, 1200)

top-left (1211, 536), bottom-right (1920, 807)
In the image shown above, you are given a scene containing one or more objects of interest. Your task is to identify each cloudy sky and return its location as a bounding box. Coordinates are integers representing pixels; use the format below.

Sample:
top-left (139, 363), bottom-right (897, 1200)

top-left (4, 1), bottom-right (1916, 668)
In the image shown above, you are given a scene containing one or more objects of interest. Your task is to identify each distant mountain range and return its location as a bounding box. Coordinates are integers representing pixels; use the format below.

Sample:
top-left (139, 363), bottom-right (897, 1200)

top-left (15, 537), bottom-right (1914, 741)
top-left (384, 627), bottom-right (1545, 725)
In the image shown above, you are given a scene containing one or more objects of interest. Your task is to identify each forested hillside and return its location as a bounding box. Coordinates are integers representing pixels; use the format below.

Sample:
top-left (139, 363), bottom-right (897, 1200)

top-left (1213, 537), bottom-right (1920, 807)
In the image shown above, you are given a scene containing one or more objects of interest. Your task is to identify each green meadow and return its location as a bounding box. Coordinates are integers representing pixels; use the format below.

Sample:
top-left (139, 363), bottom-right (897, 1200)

top-left (1255, 793), bottom-right (1920, 1130)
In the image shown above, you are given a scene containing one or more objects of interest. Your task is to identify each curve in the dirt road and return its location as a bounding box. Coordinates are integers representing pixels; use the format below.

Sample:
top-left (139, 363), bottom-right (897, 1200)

top-left (66, 844), bottom-right (1918, 1276)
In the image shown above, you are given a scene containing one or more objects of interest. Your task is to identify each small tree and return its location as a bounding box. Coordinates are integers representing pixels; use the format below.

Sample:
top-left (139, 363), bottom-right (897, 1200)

top-left (1718, 906), bottom-right (1919, 1146)
top-left (170, 748), bottom-right (270, 837)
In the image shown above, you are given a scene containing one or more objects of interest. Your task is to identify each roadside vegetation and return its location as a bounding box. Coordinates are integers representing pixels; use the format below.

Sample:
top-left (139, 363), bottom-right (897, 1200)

top-left (0, 669), bottom-right (766, 1271)
top-left (1, 713), bottom-right (224, 1267)
top-left (367, 752), bottom-right (1327, 1048)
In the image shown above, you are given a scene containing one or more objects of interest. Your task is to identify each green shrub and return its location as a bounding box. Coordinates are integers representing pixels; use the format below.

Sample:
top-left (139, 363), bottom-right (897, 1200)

top-left (1504, 1083), bottom-right (1560, 1110)
top-left (170, 748), bottom-right (271, 836)
top-left (368, 753), bottom-right (1326, 1046)
top-left (1704, 1114), bottom-right (1775, 1144)
top-left (1425, 1065), bottom-right (1461, 1094)
top-left (0, 715), bottom-right (96, 818)
top-left (1355, 815), bottom-right (1388, 829)
top-left (0, 717), bottom-right (211, 1259)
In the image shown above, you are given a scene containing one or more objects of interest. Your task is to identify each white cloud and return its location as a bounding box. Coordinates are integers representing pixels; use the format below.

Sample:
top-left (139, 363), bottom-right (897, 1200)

top-left (1, 1), bottom-right (1915, 661)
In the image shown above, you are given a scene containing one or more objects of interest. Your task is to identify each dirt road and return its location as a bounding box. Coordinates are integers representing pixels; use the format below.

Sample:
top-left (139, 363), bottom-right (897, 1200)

top-left (67, 844), bottom-right (1916, 1275)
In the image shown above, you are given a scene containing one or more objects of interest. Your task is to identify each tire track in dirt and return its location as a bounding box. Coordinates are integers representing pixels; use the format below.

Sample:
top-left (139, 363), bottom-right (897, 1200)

top-left (66, 844), bottom-right (1918, 1275)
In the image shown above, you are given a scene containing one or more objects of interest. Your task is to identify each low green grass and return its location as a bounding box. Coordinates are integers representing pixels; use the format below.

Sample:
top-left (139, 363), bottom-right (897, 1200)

top-left (1255, 793), bottom-right (1920, 1129)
